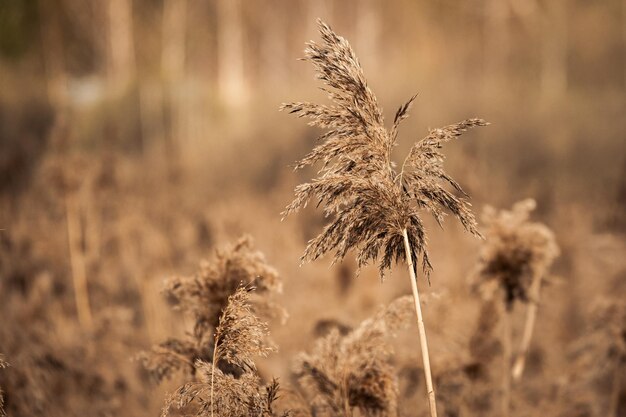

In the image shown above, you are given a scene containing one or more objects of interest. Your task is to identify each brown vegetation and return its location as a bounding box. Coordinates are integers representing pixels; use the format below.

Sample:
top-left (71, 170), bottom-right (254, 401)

top-left (0, 2), bottom-right (625, 417)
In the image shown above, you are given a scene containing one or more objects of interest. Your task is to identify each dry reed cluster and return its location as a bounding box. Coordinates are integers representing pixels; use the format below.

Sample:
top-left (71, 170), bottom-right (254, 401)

top-left (163, 286), bottom-right (286, 417)
top-left (282, 19), bottom-right (487, 416)
top-left (476, 199), bottom-right (559, 310)
top-left (290, 296), bottom-right (413, 417)
top-left (282, 20), bottom-right (487, 280)
top-left (139, 236), bottom-right (283, 382)
top-left (140, 237), bottom-right (287, 416)
top-left (474, 199), bottom-right (559, 416)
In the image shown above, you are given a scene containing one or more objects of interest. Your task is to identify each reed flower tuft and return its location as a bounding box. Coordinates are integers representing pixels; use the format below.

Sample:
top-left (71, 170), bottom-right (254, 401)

top-left (292, 296), bottom-right (413, 417)
top-left (163, 286), bottom-right (284, 417)
top-left (139, 236), bottom-right (283, 382)
top-left (282, 20), bottom-right (488, 417)
top-left (476, 199), bottom-right (559, 309)
top-left (282, 20), bottom-right (487, 281)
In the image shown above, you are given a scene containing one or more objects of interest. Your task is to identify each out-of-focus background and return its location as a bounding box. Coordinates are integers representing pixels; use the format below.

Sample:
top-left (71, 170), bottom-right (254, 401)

top-left (0, 0), bottom-right (625, 416)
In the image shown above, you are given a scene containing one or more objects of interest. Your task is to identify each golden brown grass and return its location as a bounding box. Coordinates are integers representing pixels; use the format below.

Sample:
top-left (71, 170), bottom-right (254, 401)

top-left (139, 236), bottom-right (283, 382)
top-left (282, 20), bottom-right (487, 417)
top-left (290, 296), bottom-right (413, 417)
top-left (140, 237), bottom-right (287, 416)
top-left (163, 286), bottom-right (286, 417)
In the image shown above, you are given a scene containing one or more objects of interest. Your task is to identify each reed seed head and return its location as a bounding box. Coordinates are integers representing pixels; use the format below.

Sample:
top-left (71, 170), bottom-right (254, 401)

top-left (163, 286), bottom-right (284, 417)
top-left (476, 199), bottom-right (559, 309)
top-left (292, 296), bottom-right (413, 416)
top-left (139, 236), bottom-right (283, 382)
top-left (282, 20), bottom-right (487, 281)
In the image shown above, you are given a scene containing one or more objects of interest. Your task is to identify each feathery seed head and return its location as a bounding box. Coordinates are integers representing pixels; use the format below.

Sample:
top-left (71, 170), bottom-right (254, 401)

top-left (293, 296), bottom-right (413, 416)
top-left (282, 20), bottom-right (487, 281)
top-left (139, 236), bottom-right (283, 383)
top-left (476, 199), bottom-right (559, 309)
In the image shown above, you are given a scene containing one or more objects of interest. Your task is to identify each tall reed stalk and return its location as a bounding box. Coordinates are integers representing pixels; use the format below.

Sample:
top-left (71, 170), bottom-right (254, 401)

top-left (512, 271), bottom-right (543, 380)
top-left (502, 308), bottom-right (512, 417)
top-left (65, 195), bottom-right (93, 330)
top-left (475, 200), bottom-right (559, 416)
top-left (282, 20), bottom-right (487, 417)
top-left (402, 229), bottom-right (437, 416)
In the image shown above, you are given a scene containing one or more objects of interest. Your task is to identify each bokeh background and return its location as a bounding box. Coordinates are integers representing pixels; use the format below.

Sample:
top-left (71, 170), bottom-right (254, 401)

top-left (0, 0), bottom-right (625, 416)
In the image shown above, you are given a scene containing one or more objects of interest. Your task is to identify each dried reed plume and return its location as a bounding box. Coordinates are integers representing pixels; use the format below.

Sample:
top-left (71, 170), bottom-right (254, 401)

top-left (164, 286), bottom-right (285, 417)
top-left (281, 20), bottom-right (488, 417)
top-left (476, 199), bottom-right (559, 309)
top-left (292, 296), bottom-right (413, 417)
top-left (476, 199), bottom-right (559, 378)
top-left (139, 236), bottom-right (283, 382)
top-left (474, 199), bottom-right (558, 416)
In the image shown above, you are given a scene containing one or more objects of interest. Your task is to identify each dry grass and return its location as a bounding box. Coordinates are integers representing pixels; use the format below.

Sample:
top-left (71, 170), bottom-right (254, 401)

top-left (282, 20), bottom-right (488, 416)
top-left (290, 296), bottom-right (413, 417)
top-left (139, 236), bottom-right (283, 382)
top-left (475, 199), bottom-right (559, 309)
top-left (139, 236), bottom-right (287, 417)
top-left (162, 286), bottom-right (286, 417)
top-left (0, 6), bottom-right (624, 417)
top-left (282, 20), bottom-right (487, 280)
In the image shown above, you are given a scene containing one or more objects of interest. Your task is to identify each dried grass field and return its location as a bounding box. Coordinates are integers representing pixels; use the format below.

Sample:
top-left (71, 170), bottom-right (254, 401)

top-left (1, 1), bottom-right (625, 416)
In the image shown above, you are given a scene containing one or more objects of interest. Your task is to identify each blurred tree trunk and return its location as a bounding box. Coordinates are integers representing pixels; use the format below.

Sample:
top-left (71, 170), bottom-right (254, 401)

top-left (484, 0), bottom-right (510, 84)
top-left (216, 0), bottom-right (247, 108)
top-left (307, 0), bottom-right (331, 36)
top-left (106, 0), bottom-right (136, 97)
top-left (623, 0), bottom-right (626, 90)
top-left (355, 0), bottom-right (380, 76)
top-left (38, 0), bottom-right (68, 148)
top-left (39, 0), bottom-right (67, 109)
top-left (540, 0), bottom-right (568, 100)
top-left (105, 0), bottom-right (146, 154)
top-left (161, 0), bottom-right (187, 180)
top-left (261, 0), bottom-right (287, 91)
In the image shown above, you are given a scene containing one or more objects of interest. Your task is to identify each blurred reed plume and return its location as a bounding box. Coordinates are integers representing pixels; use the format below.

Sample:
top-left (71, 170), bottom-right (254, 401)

top-left (476, 199), bottom-right (559, 310)
top-left (291, 296), bottom-right (413, 417)
top-left (163, 286), bottom-right (286, 417)
top-left (139, 235), bottom-right (283, 382)
top-left (474, 199), bottom-right (559, 416)
top-left (281, 19), bottom-right (487, 417)
top-left (139, 236), bottom-right (288, 417)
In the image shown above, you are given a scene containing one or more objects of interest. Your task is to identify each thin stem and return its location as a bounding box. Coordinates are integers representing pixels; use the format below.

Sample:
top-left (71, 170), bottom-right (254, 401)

top-left (210, 336), bottom-right (218, 417)
top-left (512, 273), bottom-right (543, 381)
top-left (502, 307), bottom-right (512, 417)
top-left (402, 228), bottom-right (438, 417)
top-left (65, 195), bottom-right (93, 330)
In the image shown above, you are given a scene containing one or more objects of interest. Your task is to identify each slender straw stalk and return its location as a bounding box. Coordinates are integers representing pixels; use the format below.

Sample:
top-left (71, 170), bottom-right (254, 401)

top-left (403, 228), bottom-right (437, 417)
top-left (512, 272), bottom-right (543, 380)
top-left (210, 336), bottom-right (218, 417)
top-left (65, 195), bottom-right (93, 330)
top-left (282, 20), bottom-right (486, 417)
top-left (502, 309), bottom-right (512, 417)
